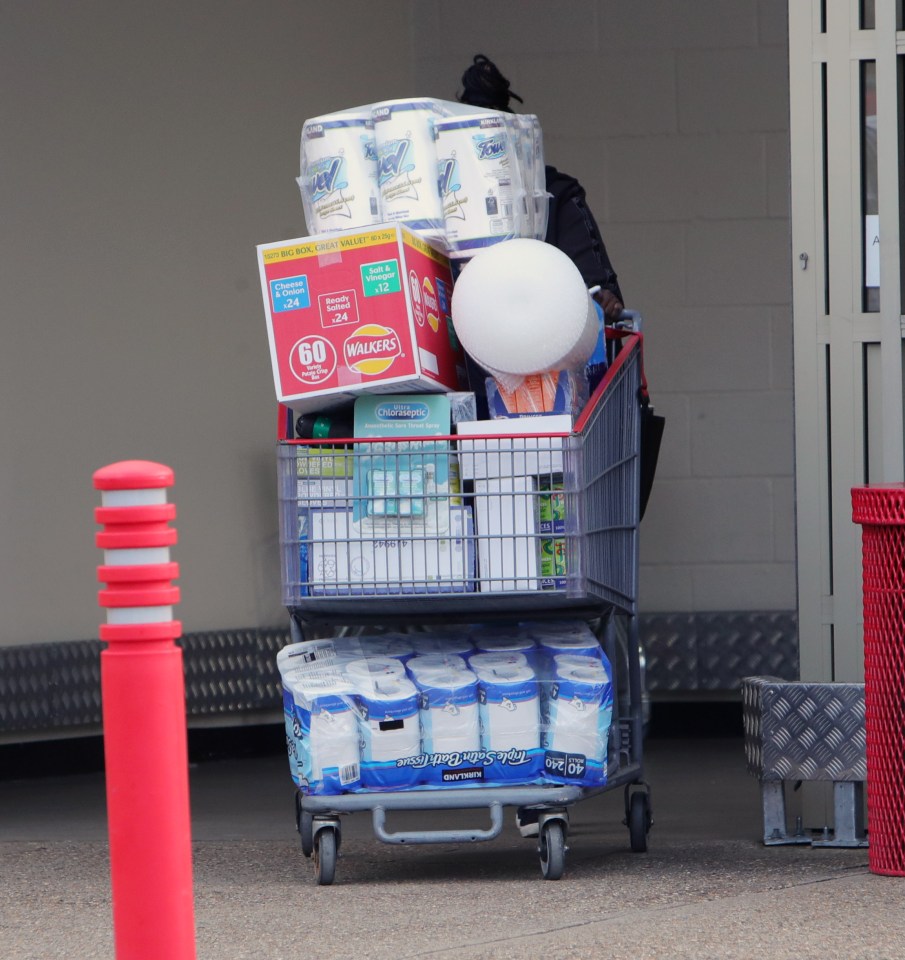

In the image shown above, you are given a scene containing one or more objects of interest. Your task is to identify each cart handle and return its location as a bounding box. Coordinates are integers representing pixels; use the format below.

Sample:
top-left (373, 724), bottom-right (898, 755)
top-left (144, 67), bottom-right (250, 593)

top-left (371, 801), bottom-right (504, 845)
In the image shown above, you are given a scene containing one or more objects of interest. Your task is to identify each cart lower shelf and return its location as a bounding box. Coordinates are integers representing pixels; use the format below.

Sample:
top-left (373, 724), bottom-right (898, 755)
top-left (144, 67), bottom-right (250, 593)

top-left (295, 759), bottom-right (650, 884)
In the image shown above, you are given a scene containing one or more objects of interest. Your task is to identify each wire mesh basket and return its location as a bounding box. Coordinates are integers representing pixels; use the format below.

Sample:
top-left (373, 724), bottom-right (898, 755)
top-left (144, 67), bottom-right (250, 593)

top-left (277, 334), bottom-right (642, 624)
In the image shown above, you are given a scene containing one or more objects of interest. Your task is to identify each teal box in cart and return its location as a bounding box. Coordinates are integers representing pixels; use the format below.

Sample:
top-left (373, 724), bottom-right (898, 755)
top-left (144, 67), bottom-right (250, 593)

top-left (352, 394), bottom-right (459, 528)
top-left (353, 393), bottom-right (451, 438)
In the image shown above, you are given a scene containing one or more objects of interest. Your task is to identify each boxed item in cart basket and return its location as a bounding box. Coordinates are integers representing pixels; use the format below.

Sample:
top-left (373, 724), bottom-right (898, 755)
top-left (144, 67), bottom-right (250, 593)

top-left (257, 224), bottom-right (465, 414)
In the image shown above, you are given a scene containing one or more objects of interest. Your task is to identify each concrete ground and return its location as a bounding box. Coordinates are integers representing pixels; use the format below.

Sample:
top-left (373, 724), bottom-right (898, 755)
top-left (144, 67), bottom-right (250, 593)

top-left (1, 734), bottom-right (902, 960)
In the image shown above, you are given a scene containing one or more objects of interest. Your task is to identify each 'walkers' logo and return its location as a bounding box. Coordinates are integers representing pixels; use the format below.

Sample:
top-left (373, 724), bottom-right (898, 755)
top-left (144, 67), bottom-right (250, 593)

top-left (343, 324), bottom-right (402, 376)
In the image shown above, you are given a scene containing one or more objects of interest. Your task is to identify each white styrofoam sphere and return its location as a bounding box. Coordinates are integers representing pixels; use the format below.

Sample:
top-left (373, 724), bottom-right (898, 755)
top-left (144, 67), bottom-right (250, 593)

top-left (450, 238), bottom-right (598, 376)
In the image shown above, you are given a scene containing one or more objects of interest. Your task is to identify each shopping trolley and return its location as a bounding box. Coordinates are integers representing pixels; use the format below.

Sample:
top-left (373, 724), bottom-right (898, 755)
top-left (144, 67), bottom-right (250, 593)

top-left (275, 316), bottom-right (651, 883)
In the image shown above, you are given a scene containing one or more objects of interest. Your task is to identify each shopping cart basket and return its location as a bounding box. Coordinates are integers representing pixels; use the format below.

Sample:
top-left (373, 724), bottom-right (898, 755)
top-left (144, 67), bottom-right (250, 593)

top-left (275, 321), bottom-right (651, 883)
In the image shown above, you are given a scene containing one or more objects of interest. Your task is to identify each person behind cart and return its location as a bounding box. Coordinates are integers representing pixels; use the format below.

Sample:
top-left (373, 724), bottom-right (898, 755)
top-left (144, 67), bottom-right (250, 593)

top-left (457, 54), bottom-right (625, 321)
top-left (459, 53), bottom-right (664, 524)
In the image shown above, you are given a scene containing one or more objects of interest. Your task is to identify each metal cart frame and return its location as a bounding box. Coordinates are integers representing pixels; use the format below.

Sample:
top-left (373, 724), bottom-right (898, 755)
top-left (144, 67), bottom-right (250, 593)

top-left (277, 324), bottom-right (651, 883)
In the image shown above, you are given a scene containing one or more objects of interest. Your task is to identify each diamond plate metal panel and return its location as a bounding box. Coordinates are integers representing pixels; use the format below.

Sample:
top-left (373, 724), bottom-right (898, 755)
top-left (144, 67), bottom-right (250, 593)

top-left (643, 611), bottom-right (798, 693)
top-left (181, 629), bottom-right (287, 716)
top-left (639, 614), bottom-right (697, 691)
top-left (2, 611), bottom-right (801, 737)
top-left (0, 628), bottom-right (290, 738)
top-left (742, 677), bottom-right (866, 782)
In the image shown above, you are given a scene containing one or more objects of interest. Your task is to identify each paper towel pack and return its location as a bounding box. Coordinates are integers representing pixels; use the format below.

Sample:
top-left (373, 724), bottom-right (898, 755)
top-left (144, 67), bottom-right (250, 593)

top-left (298, 111), bottom-right (381, 235)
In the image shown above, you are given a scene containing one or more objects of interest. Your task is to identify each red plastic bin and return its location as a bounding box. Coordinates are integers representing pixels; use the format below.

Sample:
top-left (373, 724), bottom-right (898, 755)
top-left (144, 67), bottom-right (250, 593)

top-left (852, 484), bottom-right (905, 876)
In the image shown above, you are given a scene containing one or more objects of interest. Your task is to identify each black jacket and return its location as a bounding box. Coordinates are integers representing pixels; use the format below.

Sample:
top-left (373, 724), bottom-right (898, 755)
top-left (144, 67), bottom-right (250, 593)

top-left (544, 165), bottom-right (623, 303)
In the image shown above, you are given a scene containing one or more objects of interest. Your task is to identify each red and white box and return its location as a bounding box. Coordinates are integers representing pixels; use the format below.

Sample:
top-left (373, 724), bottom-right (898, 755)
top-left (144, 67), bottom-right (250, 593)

top-left (257, 224), bottom-right (465, 414)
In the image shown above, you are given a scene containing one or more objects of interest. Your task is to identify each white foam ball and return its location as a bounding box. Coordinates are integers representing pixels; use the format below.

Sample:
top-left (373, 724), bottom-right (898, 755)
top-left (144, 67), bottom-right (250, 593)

top-left (451, 238), bottom-right (598, 376)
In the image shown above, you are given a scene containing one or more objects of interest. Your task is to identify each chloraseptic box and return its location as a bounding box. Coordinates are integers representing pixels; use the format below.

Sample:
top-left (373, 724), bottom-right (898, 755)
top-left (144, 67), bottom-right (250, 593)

top-left (257, 225), bottom-right (465, 414)
top-left (352, 394), bottom-right (459, 531)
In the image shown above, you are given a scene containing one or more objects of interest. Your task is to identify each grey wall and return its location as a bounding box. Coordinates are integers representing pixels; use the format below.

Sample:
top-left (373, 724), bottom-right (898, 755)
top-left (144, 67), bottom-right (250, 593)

top-left (0, 0), bottom-right (415, 645)
top-left (413, 0), bottom-right (795, 613)
top-left (0, 0), bottom-right (794, 650)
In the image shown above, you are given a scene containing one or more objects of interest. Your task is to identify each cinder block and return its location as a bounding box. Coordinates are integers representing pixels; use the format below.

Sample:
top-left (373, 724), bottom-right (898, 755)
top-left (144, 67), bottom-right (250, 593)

top-left (772, 477), bottom-right (796, 564)
top-left (607, 223), bottom-right (686, 306)
top-left (642, 307), bottom-right (772, 393)
top-left (757, 0), bottom-right (790, 46)
top-left (766, 132), bottom-right (791, 218)
top-left (678, 47), bottom-right (790, 133)
top-left (686, 219), bottom-right (792, 306)
top-left (600, 2), bottom-right (759, 50)
top-left (640, 478), bottom-right (774, 564)
top-left (769, 306), bottom-right (794, 391)
top-left (648, 393), bottom-right (690, 479)
top-left (691, 562), bottom-right (798, 611)
top-left (437, 0), bottom-right (599, 55)
top-left (525, 53), bottom-right (677, 139)
top-left (690, 390), bottom-right (794, 477)
top-left (638, 563), bottom-right (693, 611)
top-left (606, 134), bottom-right (767, 222)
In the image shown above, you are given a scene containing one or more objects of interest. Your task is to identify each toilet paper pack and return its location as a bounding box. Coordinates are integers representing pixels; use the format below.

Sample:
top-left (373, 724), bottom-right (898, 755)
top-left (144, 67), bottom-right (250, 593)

top-left (277, 641), bottom-right (614, 794)
top-left (542, 652), bottom-right (614, 787)
top-left (354, 674), bottom-right (422, 789)
top-left (285, 673), bottom-right (362, 795)
top-left (372, 99), bottom-right (446, 237)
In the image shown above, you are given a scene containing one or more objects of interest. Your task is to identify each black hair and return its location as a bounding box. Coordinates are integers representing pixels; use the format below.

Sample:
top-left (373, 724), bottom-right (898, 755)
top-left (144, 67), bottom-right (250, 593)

top-left (457, 54), bottom-right (523, 113)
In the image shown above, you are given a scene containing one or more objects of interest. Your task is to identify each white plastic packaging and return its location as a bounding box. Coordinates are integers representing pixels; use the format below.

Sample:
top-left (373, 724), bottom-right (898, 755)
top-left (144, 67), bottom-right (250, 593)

top-left (371, 98), bottom-right (447, 239)
top-left (277, 627), bottom-right (612, 796)
top-left (434, 111), bottom-right (527, 259)
top-left (298, 111), bottom-right (381, 234)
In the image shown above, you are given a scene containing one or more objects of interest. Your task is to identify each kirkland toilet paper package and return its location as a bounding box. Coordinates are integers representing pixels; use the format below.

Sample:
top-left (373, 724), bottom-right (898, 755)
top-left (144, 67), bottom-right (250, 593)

top-left (298, 111), bottom-right (381, 234)
top-left (278, 637), bottom-right (612, 793)
top-left (355, 673), bottom-right (422, 789)
top-left (280, 671), bottom-right (362, 795)
top-left (473, 661), bottom-right (544, 783)
top-left (541, 652), bottom-right (613, 786)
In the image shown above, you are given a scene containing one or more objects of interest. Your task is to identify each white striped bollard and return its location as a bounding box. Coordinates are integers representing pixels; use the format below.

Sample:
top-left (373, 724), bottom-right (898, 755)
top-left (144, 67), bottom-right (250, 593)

top-left (94, 460), bottom-right (196, 960)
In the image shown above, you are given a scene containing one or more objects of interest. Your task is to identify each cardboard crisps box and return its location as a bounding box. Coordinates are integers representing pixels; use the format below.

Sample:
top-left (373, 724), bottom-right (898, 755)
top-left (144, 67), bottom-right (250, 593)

top-left (257, 225), bottom-right (465, 414)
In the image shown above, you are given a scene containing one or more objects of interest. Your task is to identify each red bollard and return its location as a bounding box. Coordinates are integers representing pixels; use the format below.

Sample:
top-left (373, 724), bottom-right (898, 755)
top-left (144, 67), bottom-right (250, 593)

top-left (94, 461), bottom-right (197, 958)
top-left (852, 484), bottom-right (905, 877)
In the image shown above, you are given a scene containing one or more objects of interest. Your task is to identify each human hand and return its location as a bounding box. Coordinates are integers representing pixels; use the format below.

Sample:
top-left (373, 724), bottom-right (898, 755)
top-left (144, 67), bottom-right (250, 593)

top-left (594, 288), bottom-right (624, 321)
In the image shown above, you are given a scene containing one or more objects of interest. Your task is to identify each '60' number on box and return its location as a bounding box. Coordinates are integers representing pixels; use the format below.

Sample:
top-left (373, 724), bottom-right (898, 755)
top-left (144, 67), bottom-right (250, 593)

top-left (289, 336), bottom-right (337, 385)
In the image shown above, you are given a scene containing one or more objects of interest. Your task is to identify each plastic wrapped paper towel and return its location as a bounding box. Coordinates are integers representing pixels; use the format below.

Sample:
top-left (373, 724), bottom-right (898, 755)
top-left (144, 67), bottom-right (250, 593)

top-left (298, 111), bottom-right (380, 234)
top-left (450, 238), bottom-right (598, 390)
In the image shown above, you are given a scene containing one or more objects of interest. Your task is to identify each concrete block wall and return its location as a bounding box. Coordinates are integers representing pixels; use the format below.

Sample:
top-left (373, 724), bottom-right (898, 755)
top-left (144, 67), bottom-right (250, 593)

top-left (414, 0), bottom-right (795, 613)
top-left (0, 0), bottom-right (795, 655)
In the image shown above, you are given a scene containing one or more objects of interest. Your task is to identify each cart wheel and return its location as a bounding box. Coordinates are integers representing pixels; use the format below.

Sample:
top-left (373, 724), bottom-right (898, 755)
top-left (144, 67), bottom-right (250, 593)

top-left (313, 827), bottom-right (337, 885)
top-left (628, 791), bottom-right (651, 853)
top-left (298, 805), bottom-right (314, 859)
top-left (538, 819), bottom-right (567, 881)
